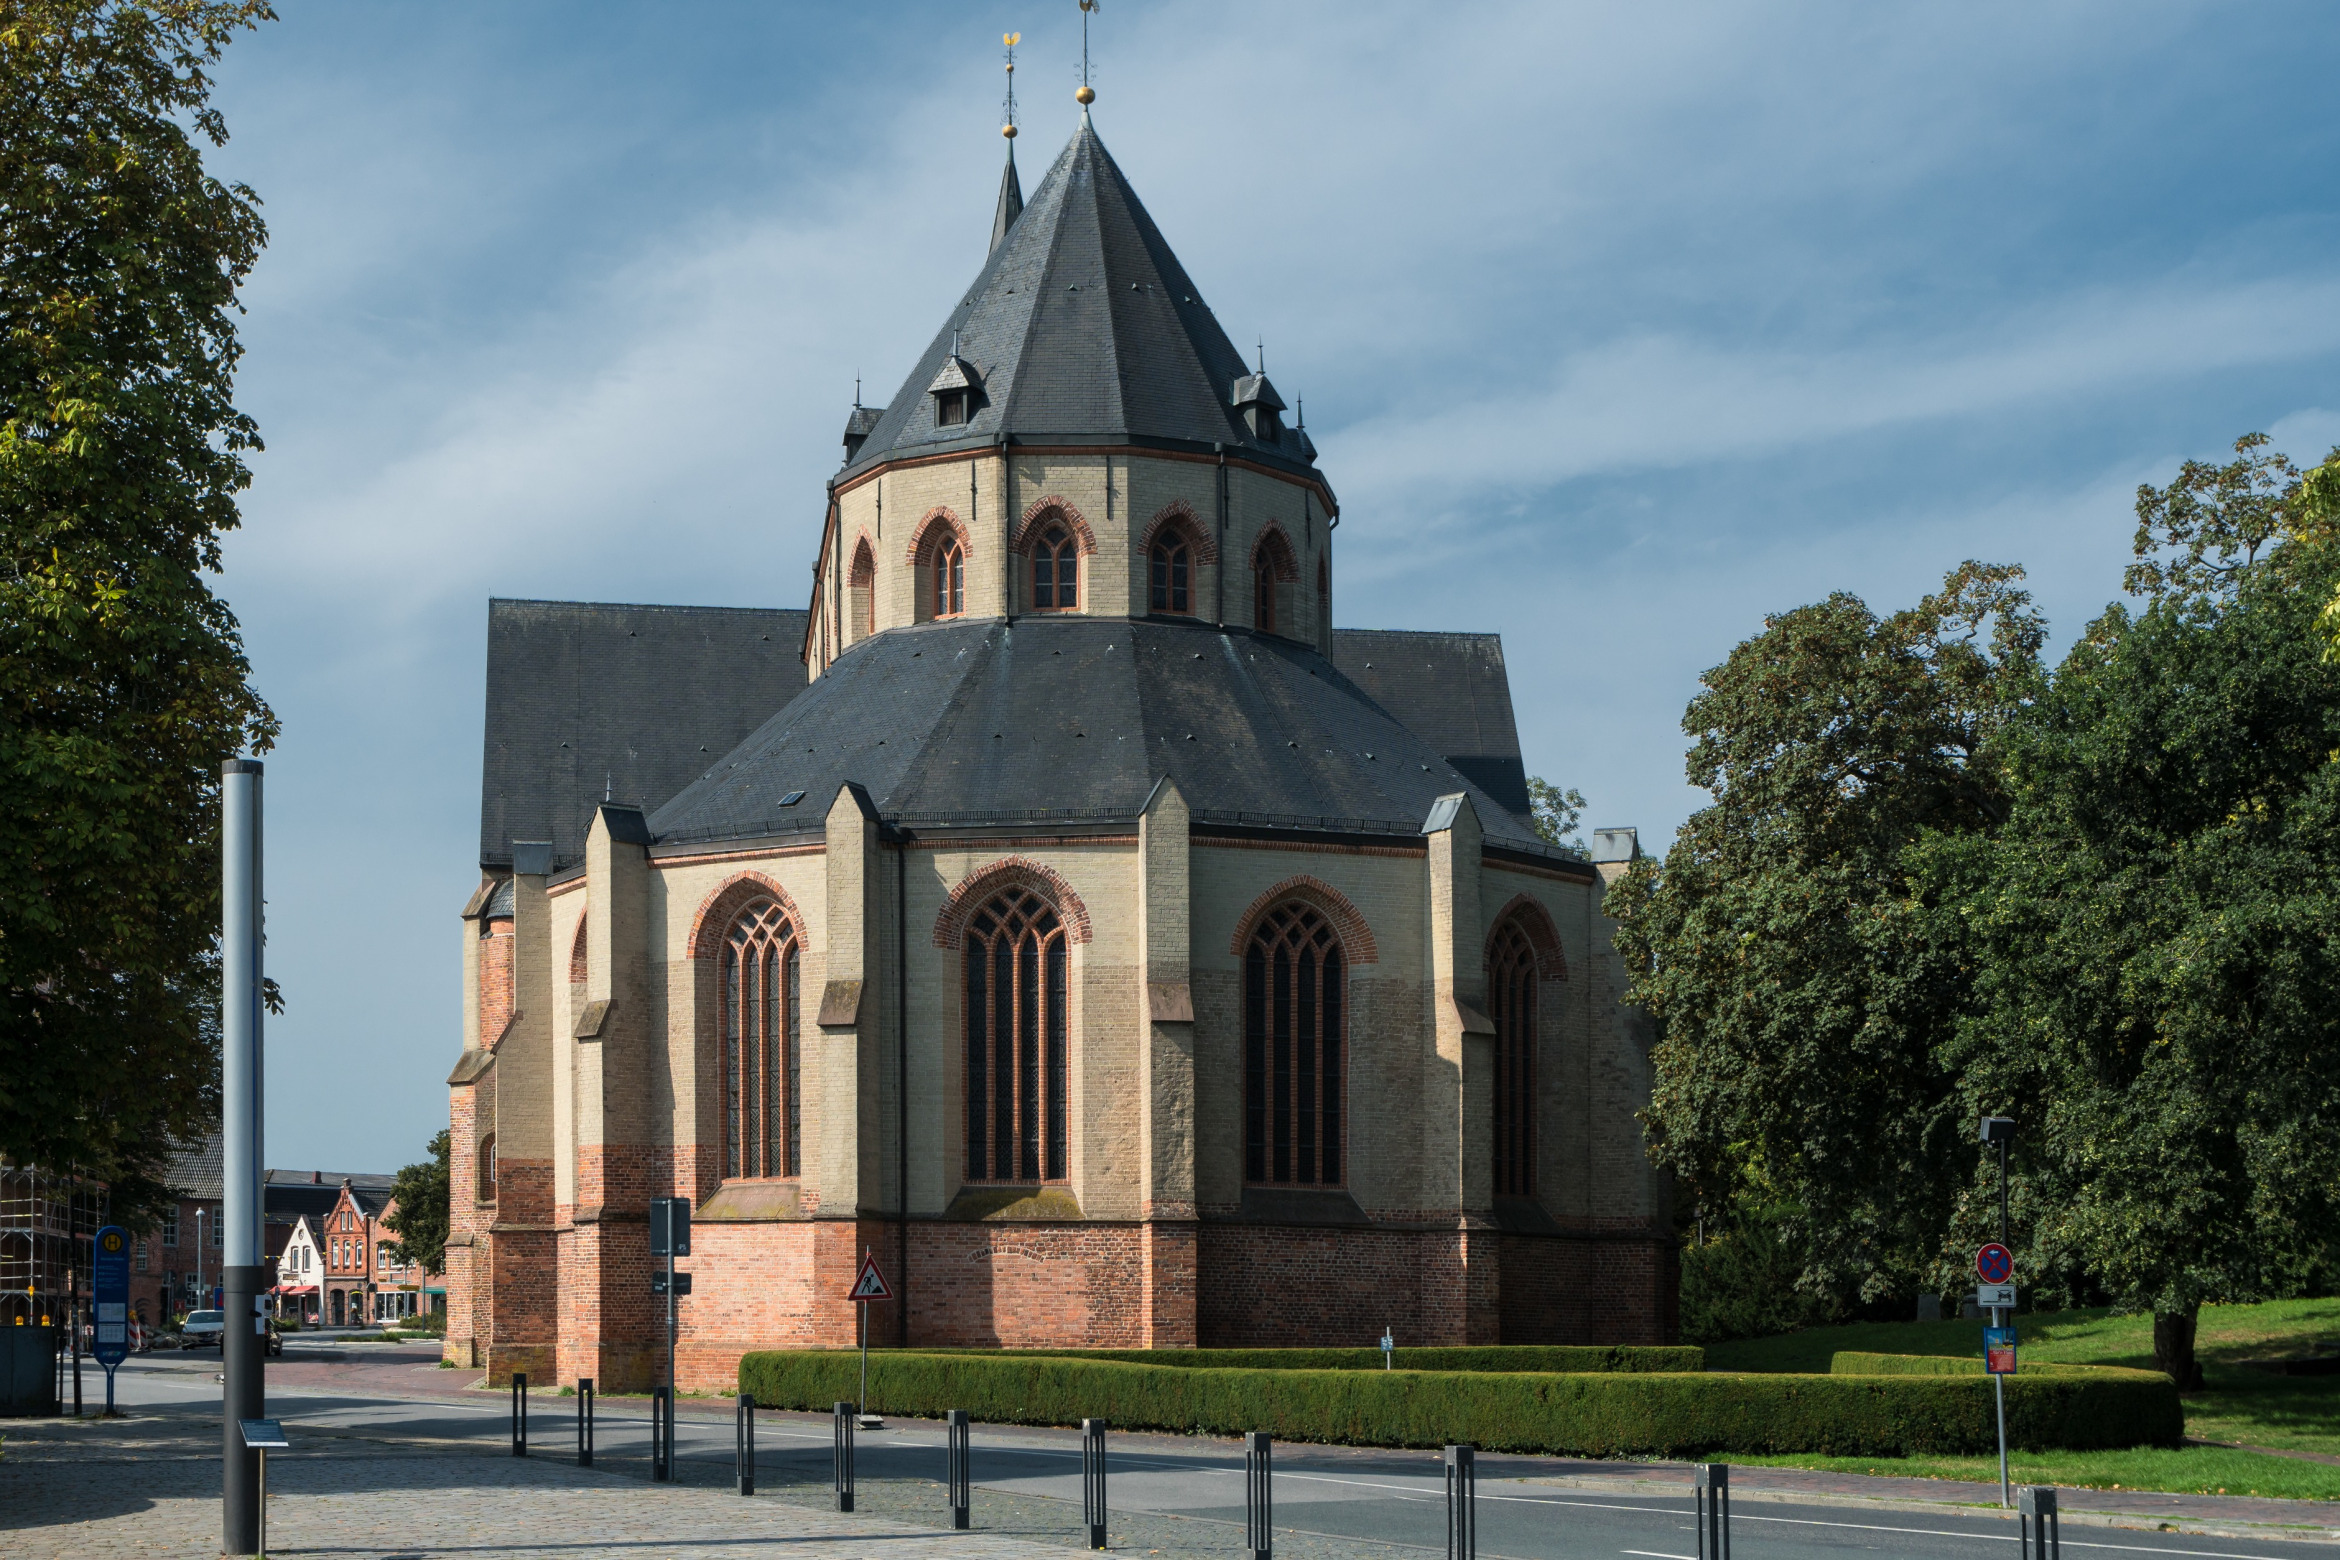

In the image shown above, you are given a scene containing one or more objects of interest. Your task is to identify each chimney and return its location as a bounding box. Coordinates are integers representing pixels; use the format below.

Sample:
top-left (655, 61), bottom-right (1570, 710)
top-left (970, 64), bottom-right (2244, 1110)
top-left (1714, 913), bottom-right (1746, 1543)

top-left (310, 1170), bottom-right (320, 1184)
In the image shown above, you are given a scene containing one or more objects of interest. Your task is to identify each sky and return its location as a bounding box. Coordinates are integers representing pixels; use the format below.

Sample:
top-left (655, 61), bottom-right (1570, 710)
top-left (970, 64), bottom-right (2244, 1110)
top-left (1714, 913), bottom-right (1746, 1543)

top-left (201, 1), bottom-right (2340, 1172)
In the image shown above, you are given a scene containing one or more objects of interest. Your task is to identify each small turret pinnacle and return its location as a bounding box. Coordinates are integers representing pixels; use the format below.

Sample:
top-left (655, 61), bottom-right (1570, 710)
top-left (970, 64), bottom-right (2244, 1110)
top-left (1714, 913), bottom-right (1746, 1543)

top-left (992, 31), bottom-right (1025, 254)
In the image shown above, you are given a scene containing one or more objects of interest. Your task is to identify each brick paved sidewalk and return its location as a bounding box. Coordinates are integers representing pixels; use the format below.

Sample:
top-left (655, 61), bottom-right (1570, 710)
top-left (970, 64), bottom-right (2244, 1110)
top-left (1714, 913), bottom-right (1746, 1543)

top-left (0, 1407), bottom-right (1074, 1560)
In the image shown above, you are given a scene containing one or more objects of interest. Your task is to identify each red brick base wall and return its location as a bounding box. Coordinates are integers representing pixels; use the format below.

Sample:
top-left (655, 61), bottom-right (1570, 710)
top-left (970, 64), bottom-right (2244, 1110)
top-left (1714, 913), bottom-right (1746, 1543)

top-left (1199, 1223), bottom-right (1675, 1347)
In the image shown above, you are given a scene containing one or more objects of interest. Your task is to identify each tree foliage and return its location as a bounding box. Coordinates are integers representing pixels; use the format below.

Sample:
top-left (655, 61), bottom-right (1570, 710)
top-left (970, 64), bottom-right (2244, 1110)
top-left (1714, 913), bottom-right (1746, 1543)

top-left (1619, 431), bottom-right (2340, 1390)
top-left (0, 0), bottom-right (276, 1224)
top-left (384, 1130), bottom-right (450, 1276)
top-left (1526, 775), bottom-right (1589, 858)
top-left (1921, 447), bottom-right (2340, 1386)
top-left (1610, 562), bottom-right (2043, 1308)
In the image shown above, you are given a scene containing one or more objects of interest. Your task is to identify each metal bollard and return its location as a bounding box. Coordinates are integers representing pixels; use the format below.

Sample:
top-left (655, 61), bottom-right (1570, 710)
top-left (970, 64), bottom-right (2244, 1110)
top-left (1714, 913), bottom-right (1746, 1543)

top-left (651, 1388), bottom-right (670, 1482)
top-left (1444, 1444), bottom-right (1476, 1560)
top-left (947, 1408), bottom-right (972, 1529)
top-left (1245, 1432), bottom-right (1273, 1560)
top-left (833, 1400), bottom-right (856, 1512)
top-left (511, 1372), bottom-right (529, 1457)
top-left (1082, 1418), bottom-right (1109, 1549)
top-left (2019, 1486), bottom-right (2060, 1560)
top-left (577, 1379), bottom-right (595, 1467)
top-left (1694, 1462), bottom-right (1730, 1560)
top-left (736, 1393), bottom-right (756, 1496)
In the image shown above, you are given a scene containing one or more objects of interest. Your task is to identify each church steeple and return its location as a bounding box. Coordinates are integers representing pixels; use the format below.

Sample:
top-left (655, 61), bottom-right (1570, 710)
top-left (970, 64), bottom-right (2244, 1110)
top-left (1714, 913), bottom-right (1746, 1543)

top-left (990, 149), bottom-right (1023, 256)
top-left (991, 31), bottom-right (1024, 256)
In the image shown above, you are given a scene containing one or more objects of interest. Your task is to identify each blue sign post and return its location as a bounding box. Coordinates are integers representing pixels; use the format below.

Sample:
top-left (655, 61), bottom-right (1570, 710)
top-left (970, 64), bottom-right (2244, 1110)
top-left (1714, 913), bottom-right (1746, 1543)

top-left (91, 1225), bottom-right (130, 1413)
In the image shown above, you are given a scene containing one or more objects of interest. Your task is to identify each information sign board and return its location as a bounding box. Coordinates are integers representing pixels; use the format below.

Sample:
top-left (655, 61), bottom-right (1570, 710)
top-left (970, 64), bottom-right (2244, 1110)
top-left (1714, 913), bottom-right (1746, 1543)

top-left (91, 1225), bottom-right (129, 1369)
top-left (1983, 1326), bottom-right (2018, 1375)
top-left (1977, 1283), bottom-right (2016, 1310)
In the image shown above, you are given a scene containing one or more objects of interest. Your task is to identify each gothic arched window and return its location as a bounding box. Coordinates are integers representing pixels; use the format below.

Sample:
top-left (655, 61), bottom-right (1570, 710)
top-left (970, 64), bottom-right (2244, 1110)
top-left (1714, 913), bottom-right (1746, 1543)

top-left (721, 898), bottom-right (801, 1179)
top-left (1254, 560), bottom-right (1277, 634)
top-left (1244, 903), bottom-right (1344, 1185)
top-left (1032, 525), bottom-right (1078, 611)
top-left (849, 538), bottom-right (877, 642)
top-left (964, 885), bottom-right (1068, 1183)
top-left (1150, 537), bottom-right (1191, 614)
top-left (1487, 918), bottom-right (1538, 1197)
top-left (933, 536), bottom-right (965, 619)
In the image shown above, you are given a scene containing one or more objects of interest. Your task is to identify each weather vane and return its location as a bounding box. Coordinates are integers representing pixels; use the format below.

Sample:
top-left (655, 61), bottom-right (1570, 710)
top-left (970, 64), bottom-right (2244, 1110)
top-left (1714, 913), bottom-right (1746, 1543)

top-left (1077, 0), bottom-right (1098, 107)
top-left (1001, 31), bottom-right (1020, 142)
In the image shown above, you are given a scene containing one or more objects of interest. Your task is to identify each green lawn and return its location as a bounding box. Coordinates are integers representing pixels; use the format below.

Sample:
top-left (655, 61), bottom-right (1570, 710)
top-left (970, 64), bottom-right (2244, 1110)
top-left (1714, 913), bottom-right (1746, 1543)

top-left (1702, 1297), bottom-right (2340, 1500)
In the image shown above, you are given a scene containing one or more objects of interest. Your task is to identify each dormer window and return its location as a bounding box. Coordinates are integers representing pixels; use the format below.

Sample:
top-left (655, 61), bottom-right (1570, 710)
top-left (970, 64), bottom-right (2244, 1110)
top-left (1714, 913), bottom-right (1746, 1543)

top-left (1231, 372), bottom-right (1286, 446)
top-left (928, 350), bottom-right (982, 431)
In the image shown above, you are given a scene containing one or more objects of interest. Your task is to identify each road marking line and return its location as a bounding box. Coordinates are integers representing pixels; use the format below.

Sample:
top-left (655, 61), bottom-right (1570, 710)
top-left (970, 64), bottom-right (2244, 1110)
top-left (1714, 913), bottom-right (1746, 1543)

top-left (1621, 1551), bottom-right (1694, 1559)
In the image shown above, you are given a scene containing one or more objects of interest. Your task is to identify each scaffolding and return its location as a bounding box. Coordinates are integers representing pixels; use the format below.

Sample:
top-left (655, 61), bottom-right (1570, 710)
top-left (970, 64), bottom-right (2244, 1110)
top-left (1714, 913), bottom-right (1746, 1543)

top-left (0, 1164), bottom-right (108, 1326)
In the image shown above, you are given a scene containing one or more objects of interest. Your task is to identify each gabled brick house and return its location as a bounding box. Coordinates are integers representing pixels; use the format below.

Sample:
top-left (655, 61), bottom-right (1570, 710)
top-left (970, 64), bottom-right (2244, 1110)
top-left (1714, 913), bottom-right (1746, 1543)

top-left (446, 109), bottom-right (1674, 1390)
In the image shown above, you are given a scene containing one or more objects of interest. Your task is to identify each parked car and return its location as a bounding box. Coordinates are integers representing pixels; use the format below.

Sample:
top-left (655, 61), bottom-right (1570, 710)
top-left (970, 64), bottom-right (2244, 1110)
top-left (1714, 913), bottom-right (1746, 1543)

top-left (180, 1309), bottom-right (225, 1348)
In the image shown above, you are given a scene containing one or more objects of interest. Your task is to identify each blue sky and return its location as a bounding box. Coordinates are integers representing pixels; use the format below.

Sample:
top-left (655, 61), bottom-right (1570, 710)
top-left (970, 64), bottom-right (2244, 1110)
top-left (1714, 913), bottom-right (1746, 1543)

top-left (204, 2), bottom-right (2340, 1171)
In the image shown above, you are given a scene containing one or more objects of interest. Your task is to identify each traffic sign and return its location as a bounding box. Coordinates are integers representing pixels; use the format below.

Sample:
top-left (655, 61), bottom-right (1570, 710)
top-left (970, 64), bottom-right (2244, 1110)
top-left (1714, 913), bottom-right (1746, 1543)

top-left (849, 1253), bottom-right (891, 1302)
top-left (1977, 1283), bottom-right (2016, 1310)
top-left (1975, 1242), bottom-right (2013, 1285)
top-left (650, 1270), bottom-right (693, 1297)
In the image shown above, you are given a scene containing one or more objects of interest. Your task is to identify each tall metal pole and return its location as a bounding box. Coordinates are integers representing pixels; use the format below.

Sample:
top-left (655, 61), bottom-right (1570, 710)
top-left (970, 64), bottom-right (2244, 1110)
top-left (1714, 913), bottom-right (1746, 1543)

top-left (221, 758), bottom-right (265, 1554)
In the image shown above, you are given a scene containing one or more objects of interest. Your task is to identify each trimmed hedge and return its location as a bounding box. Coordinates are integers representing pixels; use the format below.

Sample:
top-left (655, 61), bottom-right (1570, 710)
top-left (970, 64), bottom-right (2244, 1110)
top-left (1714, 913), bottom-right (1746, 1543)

top-left (736, 1350), bottom-right (2184, 1457)
top-left (925, 1346), bottom-right (1704, 1374)
top-left (1831, 1351), bottom-right (2167, 1382)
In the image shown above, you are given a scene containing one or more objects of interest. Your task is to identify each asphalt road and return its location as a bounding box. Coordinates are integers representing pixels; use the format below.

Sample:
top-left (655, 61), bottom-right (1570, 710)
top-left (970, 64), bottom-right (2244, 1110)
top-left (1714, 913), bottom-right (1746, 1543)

top-left (94, 1346), bottom-right (2335, 1560)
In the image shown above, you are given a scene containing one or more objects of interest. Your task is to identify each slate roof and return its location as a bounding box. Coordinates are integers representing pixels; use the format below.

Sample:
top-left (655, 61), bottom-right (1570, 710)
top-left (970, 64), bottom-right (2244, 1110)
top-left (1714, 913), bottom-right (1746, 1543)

top-left (1331, 630), bottom-right (1534, 822)
top-left (649, 615), bottom-right (1580, 864)
top-left (480, 599), bottom-right (809, 872)
top-left (163, 1134), bottom-right (223, 1200)
top-left (840, 117), bottom-right (1325, 485)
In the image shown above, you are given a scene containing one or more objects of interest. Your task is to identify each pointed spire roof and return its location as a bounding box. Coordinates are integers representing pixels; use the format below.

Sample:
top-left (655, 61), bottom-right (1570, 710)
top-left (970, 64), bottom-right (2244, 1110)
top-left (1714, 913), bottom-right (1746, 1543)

top-left (990, 147), bottom-right (1024, 256)
top-left (841, 118), bottom-right (1324, 484)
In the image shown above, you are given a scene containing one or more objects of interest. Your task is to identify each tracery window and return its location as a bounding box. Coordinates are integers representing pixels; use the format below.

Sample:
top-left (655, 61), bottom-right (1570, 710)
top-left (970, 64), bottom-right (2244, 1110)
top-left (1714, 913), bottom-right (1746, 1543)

top-left (1254, 560), bottom-right (1277, 634)
top-left (1032, 525), bottom-right (1078, 611)
top-left (1244, 903), bottom-right (1344, 1185)
top-left (933, 536), bottom-right (965, 618)
top-left (721, 898), bottom-right (801, 1179)
top-left (1150, 538), bottom-right (1191, 614)
top-left (1487, 919), bottom-right (1538, 1198)
top-left (964, 885), bottom-right (1068, 1183)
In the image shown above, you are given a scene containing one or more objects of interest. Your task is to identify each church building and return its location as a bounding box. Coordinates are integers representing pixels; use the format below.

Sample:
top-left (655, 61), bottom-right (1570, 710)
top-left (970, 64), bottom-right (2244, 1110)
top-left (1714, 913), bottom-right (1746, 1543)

top-left (442, 104), bottom-right (1674, 1391)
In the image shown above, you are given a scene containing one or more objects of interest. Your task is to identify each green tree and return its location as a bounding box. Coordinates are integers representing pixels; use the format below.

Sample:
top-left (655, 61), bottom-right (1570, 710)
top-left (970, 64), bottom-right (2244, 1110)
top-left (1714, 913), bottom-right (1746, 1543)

top-left (1609, 562), bottom-right (2043, 1309)
top-left (384, 1130), bottom-right (450, 1276)
top-left (1525, 775), bottom-right (1589, 857)
top-left (0, 0), bottom-right (277, 1225)
top-left (1925, 444), bottom-right (2340, 1388)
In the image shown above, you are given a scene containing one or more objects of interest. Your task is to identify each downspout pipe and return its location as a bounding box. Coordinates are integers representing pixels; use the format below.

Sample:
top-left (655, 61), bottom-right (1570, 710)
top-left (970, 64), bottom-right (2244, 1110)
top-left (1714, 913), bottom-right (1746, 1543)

top-left (896, 833), bottom-right (909, 1346)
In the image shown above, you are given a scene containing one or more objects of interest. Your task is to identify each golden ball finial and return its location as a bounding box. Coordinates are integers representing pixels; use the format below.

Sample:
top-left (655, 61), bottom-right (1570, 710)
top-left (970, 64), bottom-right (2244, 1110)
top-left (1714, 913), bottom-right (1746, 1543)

top-left (1075, 84), bottom-right (1095, 105)
top-left (1002, 123), bottom-right (1018, 138)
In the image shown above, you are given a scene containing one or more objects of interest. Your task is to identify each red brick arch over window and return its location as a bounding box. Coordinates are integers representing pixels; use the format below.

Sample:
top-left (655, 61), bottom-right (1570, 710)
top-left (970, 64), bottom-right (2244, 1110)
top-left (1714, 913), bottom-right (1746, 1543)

top-left (933, 856), bottom-right (1094, 948)
top-left (1139, 500), bottom-right (1218, 563)
top-left (848, 534), bottom-right (876, 587)
top-left (1228, 875), bottom-right (1378, 964)
top-left (905, 506), bottom-right (973, 567)
top-left (1485, 892), bottom-right (1566, 980)
top-left (1010, 496), bottom-right (1098, 556)
top-left (1250, 522), bottom-right (1300, 583)
top-left (688, 871), bottom-right (809, 961)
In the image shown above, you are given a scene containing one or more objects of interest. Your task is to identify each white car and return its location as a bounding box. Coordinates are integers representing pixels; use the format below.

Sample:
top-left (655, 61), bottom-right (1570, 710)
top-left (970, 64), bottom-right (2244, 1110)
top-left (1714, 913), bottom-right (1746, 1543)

top-left (179, 1309), bottom-right (226, 1348)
